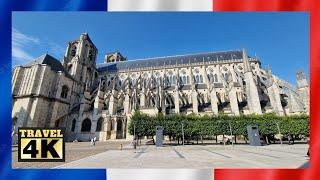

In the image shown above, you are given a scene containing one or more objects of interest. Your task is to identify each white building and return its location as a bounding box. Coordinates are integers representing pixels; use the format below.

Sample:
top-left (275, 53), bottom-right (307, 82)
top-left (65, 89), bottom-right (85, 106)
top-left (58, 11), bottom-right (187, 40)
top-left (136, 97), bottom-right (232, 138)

top-left (12, 33), bottom-right (309, 142)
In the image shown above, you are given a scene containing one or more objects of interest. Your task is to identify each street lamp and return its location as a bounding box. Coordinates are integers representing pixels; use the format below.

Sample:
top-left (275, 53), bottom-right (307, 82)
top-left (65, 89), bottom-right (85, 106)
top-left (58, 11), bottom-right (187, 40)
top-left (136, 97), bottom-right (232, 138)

top-left (228, 120), bottom-right (234, 147)
top-left (181, 121), bottom-right (185, 146)
top-left (276, 122), bottom-right (283, 145)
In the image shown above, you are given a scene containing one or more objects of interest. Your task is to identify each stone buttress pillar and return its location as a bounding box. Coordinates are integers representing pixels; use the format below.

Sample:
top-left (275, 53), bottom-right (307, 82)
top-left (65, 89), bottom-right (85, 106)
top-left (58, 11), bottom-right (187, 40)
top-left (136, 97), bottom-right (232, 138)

top-left (228, 85), bottom-right (240, 115)
top-left (243, 49), bottom-right (262, 115)
top-left (124, 93), bottom-right (131, 115)
top-left (108, 90), bottom-right (118, 115)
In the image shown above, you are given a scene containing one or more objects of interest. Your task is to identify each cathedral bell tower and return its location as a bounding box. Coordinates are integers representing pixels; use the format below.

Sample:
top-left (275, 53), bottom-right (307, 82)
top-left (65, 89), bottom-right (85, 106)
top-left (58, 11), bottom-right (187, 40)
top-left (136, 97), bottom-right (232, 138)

top-left (63, 33), bottom-right (98, 88)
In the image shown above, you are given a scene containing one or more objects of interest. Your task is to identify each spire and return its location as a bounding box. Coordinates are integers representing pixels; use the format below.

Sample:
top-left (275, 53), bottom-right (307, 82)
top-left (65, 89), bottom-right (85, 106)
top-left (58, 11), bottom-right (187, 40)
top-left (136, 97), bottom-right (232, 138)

top-left (242, 48), bottom-right (251, 73)
top-left (265, 64), bottom-right (272, 78)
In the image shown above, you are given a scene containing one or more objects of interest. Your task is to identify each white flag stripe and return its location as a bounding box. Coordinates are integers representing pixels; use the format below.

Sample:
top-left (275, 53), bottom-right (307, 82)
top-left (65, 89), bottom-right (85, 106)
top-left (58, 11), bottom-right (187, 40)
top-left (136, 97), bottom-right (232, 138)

top-left (107, 169), bottom-right (213, 180)
top-left (108, 0), bottom-right (213, 11)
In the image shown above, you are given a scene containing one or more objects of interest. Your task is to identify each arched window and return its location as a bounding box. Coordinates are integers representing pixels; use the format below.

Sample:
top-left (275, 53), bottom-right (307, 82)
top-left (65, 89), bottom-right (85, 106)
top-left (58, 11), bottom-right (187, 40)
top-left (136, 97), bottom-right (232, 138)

top-left (96, 118), bottom-right (103, 132)
top-left (71, 119), bottom-right (76, 132)
top-left (81, 118), bottom-right (91, 132)
top-left (71, 46), bottom-right (77, 57)
top-left (182, 76), bottom-right (187, 85)
top-left (61, 85), bottom-right (69, 99)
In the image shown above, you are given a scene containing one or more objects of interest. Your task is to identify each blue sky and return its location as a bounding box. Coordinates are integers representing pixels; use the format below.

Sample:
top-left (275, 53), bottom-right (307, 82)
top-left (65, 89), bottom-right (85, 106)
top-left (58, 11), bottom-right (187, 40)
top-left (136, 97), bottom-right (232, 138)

top-left (12, 12), bottom-right (309, 85)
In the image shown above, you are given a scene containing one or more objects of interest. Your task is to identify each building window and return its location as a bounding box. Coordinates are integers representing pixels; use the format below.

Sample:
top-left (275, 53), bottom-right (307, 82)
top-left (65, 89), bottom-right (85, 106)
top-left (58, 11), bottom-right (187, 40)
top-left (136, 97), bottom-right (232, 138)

top-left (81, 118), bottom-right (91, 132)
top-left (71, 119), bottom-right (76, 132)
top-left (96, 118), bottom-right (103, 132)
top-left (208, 73), bottom-right (218, 83)
top-left (61, 85), bottom-right (69, 99)
top-left (168, 75), bottom-right (176, 86)
top-left (195, 75), bottom-right (203, 84)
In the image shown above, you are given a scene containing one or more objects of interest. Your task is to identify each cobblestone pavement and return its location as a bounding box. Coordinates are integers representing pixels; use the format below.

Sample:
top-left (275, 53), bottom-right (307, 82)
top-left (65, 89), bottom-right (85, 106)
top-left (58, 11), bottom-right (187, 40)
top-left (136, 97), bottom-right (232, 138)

top-left (53, 143), bottom-right (309, 169)
top-left (12, 140), bottom-right (131, 168)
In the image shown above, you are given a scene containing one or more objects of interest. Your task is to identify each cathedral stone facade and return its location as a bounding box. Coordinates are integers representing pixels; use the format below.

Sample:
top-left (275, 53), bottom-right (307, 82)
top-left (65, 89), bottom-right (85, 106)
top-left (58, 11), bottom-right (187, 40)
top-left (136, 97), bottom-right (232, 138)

top-left (12, 33), bottom-right (309, 142)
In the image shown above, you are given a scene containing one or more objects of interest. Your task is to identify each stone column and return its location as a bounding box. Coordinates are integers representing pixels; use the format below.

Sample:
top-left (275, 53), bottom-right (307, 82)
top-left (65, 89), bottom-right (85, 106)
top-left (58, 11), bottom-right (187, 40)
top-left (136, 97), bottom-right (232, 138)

top-left (190, 67), bottom-right (198, 114)
top-left (192, 91), bottom-right (199, 114)
top-left (111, 118), bottom-right (117, 140)
top-left (140, 88), bottom-right (146, 108)
top-left (201, 66), bottom-right (208, 84)
top-left (124, 93), bottom-right (131, 115)
top-left (174, 68), bottom-right (180, 114)
top-left (108, 90), bottom-right (118, 115)
top-left (174, 88), bottom-right (180, 114)
top-left (267, 83), bottom-right (284, 116)
top-left (210, 89), bottom-right (219, 115)
top-left (126, 116), bottom-right (134, 140)
top-left (93, 90), bottom-right (103, 115)
top-left (243, 49), bottom-right (262, 115)
top-left (228, 85), bottom-right (240, 116)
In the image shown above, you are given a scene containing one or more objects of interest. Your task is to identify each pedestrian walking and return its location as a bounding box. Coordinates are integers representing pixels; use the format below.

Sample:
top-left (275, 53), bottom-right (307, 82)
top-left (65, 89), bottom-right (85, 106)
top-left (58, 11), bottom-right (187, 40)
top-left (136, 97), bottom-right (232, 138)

top-left (93, 136), bottom-right (97, 146)
top-left (90, 138), bottom-right (94, 146)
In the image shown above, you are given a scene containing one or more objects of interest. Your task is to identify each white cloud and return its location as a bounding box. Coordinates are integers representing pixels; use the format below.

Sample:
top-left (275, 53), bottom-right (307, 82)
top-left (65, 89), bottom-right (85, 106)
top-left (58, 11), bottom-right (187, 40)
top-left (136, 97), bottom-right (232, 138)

top-left (12, 28), bottom-right (65, 66)
top-left (12, 28), bottom-right (40, 64)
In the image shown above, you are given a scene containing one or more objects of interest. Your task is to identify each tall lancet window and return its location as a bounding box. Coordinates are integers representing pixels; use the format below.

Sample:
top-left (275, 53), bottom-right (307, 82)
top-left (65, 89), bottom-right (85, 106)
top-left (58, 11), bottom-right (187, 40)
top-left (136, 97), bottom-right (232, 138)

top-left (61, 85), bottom-right (69, 99)
top-left (180, 70), bottom-right (189, 85)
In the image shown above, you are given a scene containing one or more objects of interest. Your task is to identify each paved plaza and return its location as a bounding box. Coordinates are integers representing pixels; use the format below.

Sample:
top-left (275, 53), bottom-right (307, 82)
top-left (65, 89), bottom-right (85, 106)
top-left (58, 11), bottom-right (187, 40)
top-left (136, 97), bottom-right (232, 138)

top-left (47, 141), bottom-right (310, 169)
top-left (12, 140), bottom-right (130, 168)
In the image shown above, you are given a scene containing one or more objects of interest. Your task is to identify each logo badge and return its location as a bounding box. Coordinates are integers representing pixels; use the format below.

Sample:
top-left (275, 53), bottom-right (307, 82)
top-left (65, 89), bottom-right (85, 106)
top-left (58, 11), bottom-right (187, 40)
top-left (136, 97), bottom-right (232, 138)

top-left (18, 128), bottom-right (65, 162)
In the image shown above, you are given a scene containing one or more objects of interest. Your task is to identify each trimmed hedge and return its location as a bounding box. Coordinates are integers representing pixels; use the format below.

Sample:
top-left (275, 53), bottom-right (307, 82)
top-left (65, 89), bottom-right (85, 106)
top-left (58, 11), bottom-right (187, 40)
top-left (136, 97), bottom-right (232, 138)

top-left (128, 111), bottom-right (309, 142)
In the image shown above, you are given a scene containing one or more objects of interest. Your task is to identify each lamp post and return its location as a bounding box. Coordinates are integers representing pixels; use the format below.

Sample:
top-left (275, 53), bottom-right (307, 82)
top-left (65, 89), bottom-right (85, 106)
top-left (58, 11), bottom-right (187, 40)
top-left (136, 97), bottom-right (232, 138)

top-left (133, 122), bottom-right (136, 141)
top-left (181, 121), bottom-right (185, 146)
top-left (276, 122), bottom-right (283, 145)
top-left (228, 120), bottom-right (234, 147)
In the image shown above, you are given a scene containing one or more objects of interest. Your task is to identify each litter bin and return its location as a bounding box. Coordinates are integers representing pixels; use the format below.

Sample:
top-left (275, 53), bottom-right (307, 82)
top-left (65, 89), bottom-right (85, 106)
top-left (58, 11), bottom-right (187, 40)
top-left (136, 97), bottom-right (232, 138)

top-left (156, 126), bottom-right (163, 147)
top-left (247, 125), bottom-right (261, 146)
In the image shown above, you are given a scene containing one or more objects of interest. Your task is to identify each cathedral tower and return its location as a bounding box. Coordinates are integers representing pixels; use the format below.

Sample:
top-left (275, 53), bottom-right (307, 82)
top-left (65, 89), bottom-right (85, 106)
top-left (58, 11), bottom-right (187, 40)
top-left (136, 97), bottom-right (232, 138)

top-left (63, 33), bottom-right (98, 88)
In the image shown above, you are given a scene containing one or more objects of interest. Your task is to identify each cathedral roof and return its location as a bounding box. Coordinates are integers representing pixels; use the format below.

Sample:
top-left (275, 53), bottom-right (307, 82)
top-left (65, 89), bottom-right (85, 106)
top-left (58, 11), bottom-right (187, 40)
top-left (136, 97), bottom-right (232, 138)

top-left (97, 50), bottom-right (251, 73)
top-left (24, 54), bottom-right (64, 71)
top-left (23, 54), bottom-right (73, 79)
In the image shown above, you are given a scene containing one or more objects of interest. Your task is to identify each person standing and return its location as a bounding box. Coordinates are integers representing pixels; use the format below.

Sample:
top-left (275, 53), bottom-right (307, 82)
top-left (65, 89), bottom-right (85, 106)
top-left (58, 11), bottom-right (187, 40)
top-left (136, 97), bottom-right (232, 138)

top-left (93, 136), bottom-right (97, 146)
top-left (90, 138), bottom-right (94, 146)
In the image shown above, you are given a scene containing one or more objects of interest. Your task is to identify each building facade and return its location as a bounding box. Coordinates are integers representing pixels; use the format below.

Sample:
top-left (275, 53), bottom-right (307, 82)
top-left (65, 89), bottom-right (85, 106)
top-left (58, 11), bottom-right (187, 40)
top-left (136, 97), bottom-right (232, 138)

top-left (12, 33), bottom-right (309, 142)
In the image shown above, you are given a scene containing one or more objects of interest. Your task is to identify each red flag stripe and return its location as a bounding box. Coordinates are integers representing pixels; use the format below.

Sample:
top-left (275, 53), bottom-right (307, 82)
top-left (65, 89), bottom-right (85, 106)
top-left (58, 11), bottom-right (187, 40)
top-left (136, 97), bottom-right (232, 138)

top-left (214, 0), bottom-right (320, 180)
top-left (213, 0), bottom-right (310, 11)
